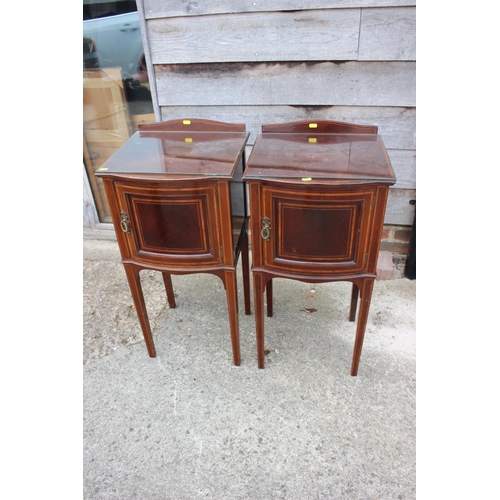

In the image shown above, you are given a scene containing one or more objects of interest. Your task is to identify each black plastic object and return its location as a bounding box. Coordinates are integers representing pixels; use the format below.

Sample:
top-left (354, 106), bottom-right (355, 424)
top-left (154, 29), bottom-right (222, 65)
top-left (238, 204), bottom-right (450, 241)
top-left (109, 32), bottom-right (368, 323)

top-left (404, 200), bottom-right (416, 280)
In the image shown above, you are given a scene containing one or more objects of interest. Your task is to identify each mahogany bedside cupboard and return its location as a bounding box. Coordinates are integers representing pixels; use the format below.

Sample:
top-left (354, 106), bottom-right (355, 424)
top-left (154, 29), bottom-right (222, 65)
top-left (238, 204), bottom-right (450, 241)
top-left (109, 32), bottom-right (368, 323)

top-left (95, 119), bottom-right (251, 366)
top-left (241, 120), bottom-right (396, 375)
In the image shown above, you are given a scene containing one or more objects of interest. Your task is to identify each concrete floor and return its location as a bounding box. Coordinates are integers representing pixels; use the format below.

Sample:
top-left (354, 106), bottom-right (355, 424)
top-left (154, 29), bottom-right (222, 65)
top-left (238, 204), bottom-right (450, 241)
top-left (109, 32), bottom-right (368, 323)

top-left (83, 239), bottom-right (416, 499)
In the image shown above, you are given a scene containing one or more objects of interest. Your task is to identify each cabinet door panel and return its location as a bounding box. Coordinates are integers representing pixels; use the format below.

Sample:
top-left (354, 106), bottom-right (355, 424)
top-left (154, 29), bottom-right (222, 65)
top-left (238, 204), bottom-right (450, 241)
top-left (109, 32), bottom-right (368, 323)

top-left (262, 186), bottom-right (374, 275)
top-left (280, 203), bottom-right (356, 260)
top-left (134, 199), bottom-right (207, 252)
top-left (115, 182), bottom-right (222, 267)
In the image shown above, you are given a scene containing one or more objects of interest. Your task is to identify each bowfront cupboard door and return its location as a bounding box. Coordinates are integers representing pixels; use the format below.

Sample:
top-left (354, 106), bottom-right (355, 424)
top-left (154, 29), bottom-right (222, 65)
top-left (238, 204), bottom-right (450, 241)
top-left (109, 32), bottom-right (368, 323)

top-left (113, 180), bottom-right (223, 268)
top-left (260, 184), bottom-right (376, 276)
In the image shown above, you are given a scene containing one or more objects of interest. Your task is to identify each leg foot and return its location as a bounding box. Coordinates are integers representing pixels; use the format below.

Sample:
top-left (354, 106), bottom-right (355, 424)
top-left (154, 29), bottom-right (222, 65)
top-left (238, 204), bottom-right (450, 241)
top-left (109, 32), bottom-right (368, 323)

top-left (254, 273), bottom-right (266, 368)
top-left (350, 279), bottom-right (374, 376)
top-left (266, 279), bottom-right (273, 318)
top-left (241, 230), bottom-right (251, 315)
top-left (224, 270), bottom-right (241, 366)
top-left (162, 273), bottom-right (176, 309)
top-left (124, 264), bottom-right (156, 357)
top-left (349, 283), bottom-right (359, 322)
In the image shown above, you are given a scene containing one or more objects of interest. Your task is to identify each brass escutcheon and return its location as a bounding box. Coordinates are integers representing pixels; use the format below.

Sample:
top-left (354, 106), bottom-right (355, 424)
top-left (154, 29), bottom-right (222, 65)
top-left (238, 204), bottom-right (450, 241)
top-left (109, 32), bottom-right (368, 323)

top-left (120, 210), bottom-right (131, 234)
top-left (261, 216), bottom-right (271, 241)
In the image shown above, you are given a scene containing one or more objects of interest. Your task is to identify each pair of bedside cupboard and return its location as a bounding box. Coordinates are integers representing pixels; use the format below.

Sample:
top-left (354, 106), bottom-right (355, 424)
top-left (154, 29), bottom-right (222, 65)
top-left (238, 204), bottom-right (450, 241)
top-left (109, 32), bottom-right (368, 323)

top-left (96, 118), bottom-right (395, 376)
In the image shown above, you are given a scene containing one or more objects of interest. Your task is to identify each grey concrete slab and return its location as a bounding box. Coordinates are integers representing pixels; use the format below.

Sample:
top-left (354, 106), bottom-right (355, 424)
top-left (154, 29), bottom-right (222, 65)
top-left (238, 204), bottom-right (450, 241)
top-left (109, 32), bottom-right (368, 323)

top-left (83, 239), bottom-right (416, 499)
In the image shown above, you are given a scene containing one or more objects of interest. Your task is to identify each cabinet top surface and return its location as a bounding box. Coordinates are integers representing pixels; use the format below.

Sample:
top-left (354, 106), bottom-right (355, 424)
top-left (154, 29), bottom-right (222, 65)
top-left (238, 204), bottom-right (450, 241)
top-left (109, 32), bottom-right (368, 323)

top-left (97, 131), bottom-right (249, 178)
top-left (242, 133), bottom-right (396, 182)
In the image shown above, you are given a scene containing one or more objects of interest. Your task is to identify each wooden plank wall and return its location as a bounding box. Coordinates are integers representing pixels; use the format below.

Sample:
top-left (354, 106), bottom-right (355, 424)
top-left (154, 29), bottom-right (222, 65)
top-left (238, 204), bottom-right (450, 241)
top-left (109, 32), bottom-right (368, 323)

top-left (137, 0), bottom-right (416, 225)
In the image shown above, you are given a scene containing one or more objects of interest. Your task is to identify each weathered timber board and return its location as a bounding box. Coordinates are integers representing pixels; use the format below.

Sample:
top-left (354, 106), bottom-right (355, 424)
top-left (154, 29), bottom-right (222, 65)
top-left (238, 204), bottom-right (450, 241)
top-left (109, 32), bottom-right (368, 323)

top-left (155, 61), bottom-right (416, 107)
top-left (147, 7), bottom-right (415, 64)
top-left (386, 150), bottom-right (415, 189)
top-left (159, 105), bottom-right (416, 150)
top-left (359, 7), bottom-right (416, 61)
top-left (142, 0), bottom-right (416, 19)
top-left (385, 189), bottom-right (416, 225)
top-left (147, 10), bottom-right (360, 64)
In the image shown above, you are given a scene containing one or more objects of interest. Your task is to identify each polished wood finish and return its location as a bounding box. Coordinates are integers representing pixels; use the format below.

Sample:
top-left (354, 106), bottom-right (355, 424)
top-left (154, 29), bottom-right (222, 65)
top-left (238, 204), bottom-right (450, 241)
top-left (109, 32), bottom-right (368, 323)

top-left (242, 120), bottom-right (395, 375)
top-left (138, 118), bottom-right (245, 133)
top-left (261, 119), bottom-right (378, 135)
top-left (96, 118), bottom-right (251, 365)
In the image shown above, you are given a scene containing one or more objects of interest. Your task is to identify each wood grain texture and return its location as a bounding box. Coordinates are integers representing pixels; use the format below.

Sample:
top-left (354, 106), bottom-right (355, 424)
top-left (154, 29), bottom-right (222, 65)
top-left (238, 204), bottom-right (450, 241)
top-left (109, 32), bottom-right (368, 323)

top-left (147, 7), bottom-right (415, 64)
top-left (156, 61), bottom-right (416, 107)
top-left (142, 0), bottom-right (416, 19)
top-left (148, 9), bottom-right (360, 64)
top-left (386, 150), bottom-right (415, 189)
top-left (385, 188), bottom-right (416, 225)
top-left (359, 7), bottom-right (416, 61)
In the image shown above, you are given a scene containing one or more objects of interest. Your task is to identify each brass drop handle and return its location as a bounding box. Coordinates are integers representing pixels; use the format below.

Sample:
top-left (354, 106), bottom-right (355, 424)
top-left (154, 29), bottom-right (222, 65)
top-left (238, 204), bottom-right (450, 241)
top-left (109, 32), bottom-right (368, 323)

top-left (120, 210), bottom-right (131, 234)
top-left (261, 216), bottom-right (271, 241)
